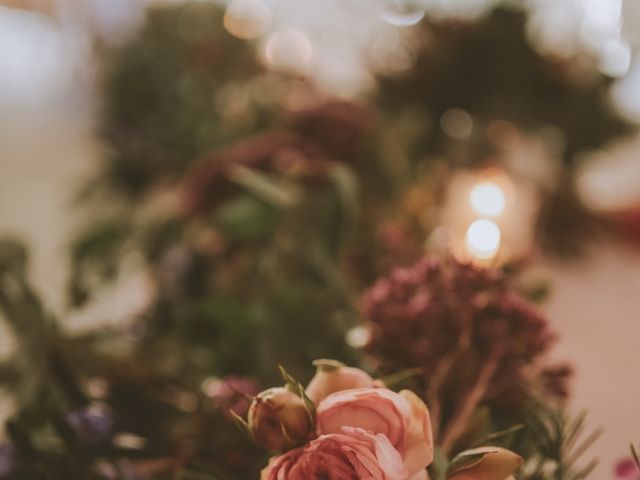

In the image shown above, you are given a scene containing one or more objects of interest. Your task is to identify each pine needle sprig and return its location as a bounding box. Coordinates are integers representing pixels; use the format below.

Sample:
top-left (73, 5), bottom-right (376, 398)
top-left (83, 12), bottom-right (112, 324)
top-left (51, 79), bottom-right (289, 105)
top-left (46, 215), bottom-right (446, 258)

top-left (521, 408), bottom-right (601, 480)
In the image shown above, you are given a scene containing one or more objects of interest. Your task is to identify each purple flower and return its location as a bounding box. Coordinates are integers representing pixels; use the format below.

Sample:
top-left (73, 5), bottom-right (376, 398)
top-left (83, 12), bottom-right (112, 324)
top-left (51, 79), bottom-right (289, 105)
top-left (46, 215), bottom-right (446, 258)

top-left (0, 444), bottom-right (14, 476)
top-left (94, 460), bottom-right (149, 480)
top-left (67, 403), bottom-right (115, 444)
top-left (203, 375), bottom-right (258, 417)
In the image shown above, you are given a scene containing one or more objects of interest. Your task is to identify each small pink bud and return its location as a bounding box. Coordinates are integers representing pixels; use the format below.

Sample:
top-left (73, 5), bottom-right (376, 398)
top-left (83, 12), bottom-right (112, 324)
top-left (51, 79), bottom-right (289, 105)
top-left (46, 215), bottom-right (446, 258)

top-left (248, 387), bottom-right (312, 451)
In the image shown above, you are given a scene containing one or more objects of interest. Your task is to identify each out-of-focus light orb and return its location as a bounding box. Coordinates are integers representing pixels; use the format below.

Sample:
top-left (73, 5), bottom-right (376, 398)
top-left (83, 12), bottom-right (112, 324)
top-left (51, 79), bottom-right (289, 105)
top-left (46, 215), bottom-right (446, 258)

top-left (469, 181), bottom-right (506, 217)
top-left (201, 377), bottom-right (223, 397)
top-left (598, 39), bottom-right (631, 78)
top-left (346, 326), bottom-right (370, 349)
top-left (380, 0), bottom-right (426, 27)
top-left (113, 433), bottom-right (147, 450)
top-left (440, 108), bottom-right (473, 139)
top-left (576, 150), bottom-right (640, 212)
top-left (465, 219), bottom-right (501, 259)
top-left (610, 56), bottom-right (640, 123)
top-left (426, 0), bottom-right (493, 20)
top-left (0, 6), bottom-right (71, 103)
top-left (369, 31), bottom-right (415, 74)
top-left (224, 0), bottom-right (272, 40)
top-left (265, 28), bottom-right (313, 73)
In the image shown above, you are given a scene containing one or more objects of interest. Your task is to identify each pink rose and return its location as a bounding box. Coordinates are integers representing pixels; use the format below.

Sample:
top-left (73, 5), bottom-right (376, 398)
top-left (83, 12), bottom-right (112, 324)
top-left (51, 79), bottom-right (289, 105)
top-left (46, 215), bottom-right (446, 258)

top-left (316, 387), bottom-right (434, 477)
top-left (261, 427), bottom-right (409, 480)
top-left (305, 361), bottom-right (375, 405)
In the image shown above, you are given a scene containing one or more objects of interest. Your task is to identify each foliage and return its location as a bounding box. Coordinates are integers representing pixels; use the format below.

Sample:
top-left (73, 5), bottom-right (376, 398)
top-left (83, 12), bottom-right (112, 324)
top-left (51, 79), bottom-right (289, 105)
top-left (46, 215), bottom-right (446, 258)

top-left (0, 2), bottom-right (625, 478)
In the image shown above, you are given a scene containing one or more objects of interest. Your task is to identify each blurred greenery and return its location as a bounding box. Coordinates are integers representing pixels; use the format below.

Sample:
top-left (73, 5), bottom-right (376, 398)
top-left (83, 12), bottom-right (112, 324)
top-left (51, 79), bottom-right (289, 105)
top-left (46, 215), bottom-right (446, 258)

top-left (0, 2), bottom-right (627, 478)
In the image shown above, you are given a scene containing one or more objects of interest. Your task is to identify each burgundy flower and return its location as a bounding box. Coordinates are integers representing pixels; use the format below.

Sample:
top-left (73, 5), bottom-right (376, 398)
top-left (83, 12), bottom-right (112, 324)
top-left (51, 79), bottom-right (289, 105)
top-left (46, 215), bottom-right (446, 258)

top-left (539, 364), bottom-right (574, 401)
top-left (616, 459), bottom-right (640, 480)
top-left (360, 256), bottom-right (563, 447)
top-left (180, 130), bottom-right (333, 216)
top-left (290, 100), bottom-right (372, 161)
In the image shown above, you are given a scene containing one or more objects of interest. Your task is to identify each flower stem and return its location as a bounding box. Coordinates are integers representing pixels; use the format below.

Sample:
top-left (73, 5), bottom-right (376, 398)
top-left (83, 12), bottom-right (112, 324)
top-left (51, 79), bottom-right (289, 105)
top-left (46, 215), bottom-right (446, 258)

top-left (440, 347), bottom-right (502, 454)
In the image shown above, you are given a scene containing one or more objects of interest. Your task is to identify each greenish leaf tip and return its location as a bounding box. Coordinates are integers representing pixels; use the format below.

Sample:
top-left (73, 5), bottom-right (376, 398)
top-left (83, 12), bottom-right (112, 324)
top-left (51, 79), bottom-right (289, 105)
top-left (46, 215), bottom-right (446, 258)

top-left (311, 358), bottom-right (345, 372)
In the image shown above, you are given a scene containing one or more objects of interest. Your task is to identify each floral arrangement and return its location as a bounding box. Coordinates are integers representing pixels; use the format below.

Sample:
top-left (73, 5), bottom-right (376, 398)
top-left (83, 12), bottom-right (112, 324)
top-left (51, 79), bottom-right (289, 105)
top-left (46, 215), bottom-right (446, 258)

top-left (0, 240), bottom-right (600, 479)
top-left (235, 360), bottom-right (523, 480)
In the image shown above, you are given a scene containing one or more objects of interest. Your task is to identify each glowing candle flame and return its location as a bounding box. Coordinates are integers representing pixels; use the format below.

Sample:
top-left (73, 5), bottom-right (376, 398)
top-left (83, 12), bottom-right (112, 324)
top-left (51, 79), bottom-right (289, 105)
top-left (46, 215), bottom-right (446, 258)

top-left (465, 219), bottom-right (501, 259)
top-left (469, 181), bottom-right (506, 217)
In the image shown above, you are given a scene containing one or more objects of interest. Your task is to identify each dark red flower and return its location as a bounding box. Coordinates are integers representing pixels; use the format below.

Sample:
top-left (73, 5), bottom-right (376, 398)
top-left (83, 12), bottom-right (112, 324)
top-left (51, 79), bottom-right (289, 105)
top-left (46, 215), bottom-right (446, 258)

top-left (360, 256), bottom-right (562, 420)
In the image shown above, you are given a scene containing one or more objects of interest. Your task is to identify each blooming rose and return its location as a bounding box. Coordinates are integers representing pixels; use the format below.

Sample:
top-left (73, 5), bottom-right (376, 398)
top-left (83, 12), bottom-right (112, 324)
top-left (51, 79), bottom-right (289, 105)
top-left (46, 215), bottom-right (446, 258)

top-left (261, 427), bottom-right (412, 480)
top-left (447, 447), bottom-right (523, 480)
top-left (306, 362), bottom-right (376, 405)
top-left (316, 387), bottom-right (433, 477)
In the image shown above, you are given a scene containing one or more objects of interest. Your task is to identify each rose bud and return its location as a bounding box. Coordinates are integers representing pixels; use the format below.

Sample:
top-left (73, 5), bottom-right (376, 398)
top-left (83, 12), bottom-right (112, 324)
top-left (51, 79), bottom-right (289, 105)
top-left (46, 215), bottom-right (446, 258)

top-left (305, 359), bottom-right (375, 405)
top-left (248, 387), bottom-right (313, 451)
top-left (447, 446), bottom-right (523, 480)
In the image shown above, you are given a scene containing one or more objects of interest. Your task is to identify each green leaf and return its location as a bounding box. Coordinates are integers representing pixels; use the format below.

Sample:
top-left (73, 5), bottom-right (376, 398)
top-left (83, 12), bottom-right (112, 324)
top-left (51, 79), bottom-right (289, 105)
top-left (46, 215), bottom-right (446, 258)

top-left (229, 409), bottom-right (252, 438)
top-left (311, 359), bottom-right (345, 372)
top-left (298, 383), bottom-right (316, 427)
top-left (471, 424), bottom-right (525, 447)
top-left (227, 164), bottom-right (300, 208)
top-left (0, 238), bottom-right (28, 277)
top-left (278, 366), bottom-right (316, 425)
top-left (278, 365), bottom-right (300, 394)
top-left (428, 447), bottom-right (449, 480)
top-left (447, 448), bottom-right (491, 475)
top-left (631, 443), bottom-right (640, 471)
top-left (215, 195), bottom-right (278, 241)
top-left (327, 162), bottom-right (359, 249)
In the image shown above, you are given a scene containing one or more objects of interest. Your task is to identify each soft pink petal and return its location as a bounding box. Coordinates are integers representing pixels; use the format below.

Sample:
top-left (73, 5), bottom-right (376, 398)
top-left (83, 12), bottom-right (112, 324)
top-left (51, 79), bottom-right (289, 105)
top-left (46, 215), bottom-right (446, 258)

top-left (399, 390), bottom-right (434, 475)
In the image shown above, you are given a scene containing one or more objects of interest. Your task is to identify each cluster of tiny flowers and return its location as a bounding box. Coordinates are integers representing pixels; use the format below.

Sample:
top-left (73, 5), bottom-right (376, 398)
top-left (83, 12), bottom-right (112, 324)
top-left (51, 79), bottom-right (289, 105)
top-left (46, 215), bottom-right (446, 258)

top-left (360, 256), bottom-right (565, 407)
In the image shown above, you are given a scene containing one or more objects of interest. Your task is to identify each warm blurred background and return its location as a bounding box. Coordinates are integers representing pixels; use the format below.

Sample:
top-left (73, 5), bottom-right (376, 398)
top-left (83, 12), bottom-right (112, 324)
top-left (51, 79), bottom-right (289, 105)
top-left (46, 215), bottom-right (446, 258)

top-left (0, 0), bottom-right (639, 479)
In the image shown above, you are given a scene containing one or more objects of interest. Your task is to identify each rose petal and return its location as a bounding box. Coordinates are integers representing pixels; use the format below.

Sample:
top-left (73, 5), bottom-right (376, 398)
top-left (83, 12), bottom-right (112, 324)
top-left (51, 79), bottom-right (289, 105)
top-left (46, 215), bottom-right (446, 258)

top-left (399, 390), bottom-right (434, 475)
top-left (306, 365), bottom-right (375, 405)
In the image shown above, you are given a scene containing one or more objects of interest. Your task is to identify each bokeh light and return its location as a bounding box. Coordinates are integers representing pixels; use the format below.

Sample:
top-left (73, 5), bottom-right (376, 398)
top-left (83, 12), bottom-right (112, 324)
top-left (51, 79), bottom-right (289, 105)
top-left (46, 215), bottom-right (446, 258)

top-left (440, 108), bottom-right (473, 139)
top-left (598, 38), bottom-right (631, 78)
top-left (264, 28), bottom-right (313, 73)
top-left (223, 0), bottom-right (272, 40)
top-left (465, 219), bottom-right (501, 259)
top-left (380, 0), bottom-right (426, 26)
top-left (610, 56), bottom-right (640, 123)
top-left (469, 181), bottom-right (507, 217)
top-left (345, 325), bottom-right (370, 349)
